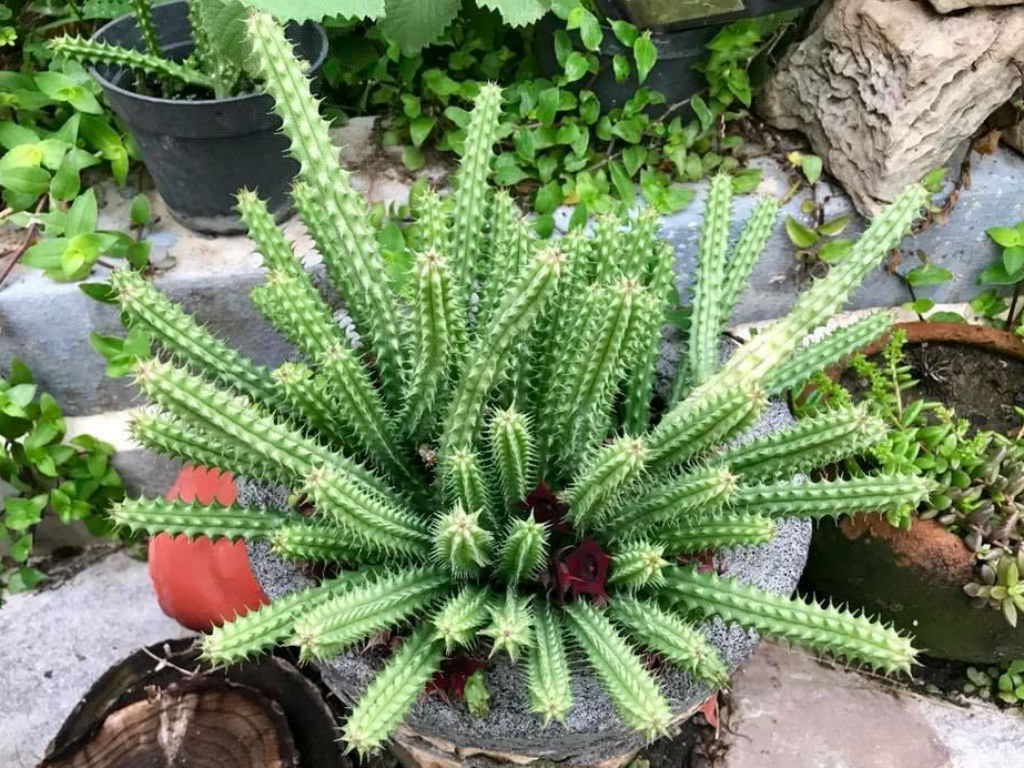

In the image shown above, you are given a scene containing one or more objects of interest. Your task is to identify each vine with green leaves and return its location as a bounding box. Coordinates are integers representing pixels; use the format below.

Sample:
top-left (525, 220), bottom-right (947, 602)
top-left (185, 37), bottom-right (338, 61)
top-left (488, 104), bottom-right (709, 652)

top-left (1, 358), bottom-right (125, 604)
top-left (321, 4), bottom-right (799, 233)
top-left (1, 0), bottom-right (151, 284)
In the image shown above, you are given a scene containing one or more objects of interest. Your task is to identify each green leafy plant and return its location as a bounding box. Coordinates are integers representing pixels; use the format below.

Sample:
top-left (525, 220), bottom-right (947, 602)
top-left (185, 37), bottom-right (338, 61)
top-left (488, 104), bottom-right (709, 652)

top-left (796, 330), bottom-right (1024, 626)
top-left (1, 3), bottom-right (144, 283)
top-left (1, 358), bottom-right (125, 603)
top-left (964, 659), bottom-right (1024, 706)
top-left (971, 221), bottom-right (1024, 335)
top-left (48, 0), bottom-right (253, 99)
top-left (105, 11), bottom-right (930, 754)
top-left (320, 6), bottom-right (795, 230)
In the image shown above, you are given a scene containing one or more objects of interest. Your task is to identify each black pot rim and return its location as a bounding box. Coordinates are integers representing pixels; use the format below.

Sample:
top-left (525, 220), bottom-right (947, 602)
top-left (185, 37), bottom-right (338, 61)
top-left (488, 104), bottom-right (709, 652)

top-left (88, 0), bottom-right (328, 107)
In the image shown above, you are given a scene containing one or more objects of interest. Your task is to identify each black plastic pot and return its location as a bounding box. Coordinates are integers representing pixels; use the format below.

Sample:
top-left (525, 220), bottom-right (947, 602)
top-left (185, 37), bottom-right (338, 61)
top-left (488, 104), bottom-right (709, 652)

top-left (593, 0), bottom-right (818, 32)
top-left (536, 13), bottom-right (720, 114)
top-left (89, 1), bottom-right (327, 234)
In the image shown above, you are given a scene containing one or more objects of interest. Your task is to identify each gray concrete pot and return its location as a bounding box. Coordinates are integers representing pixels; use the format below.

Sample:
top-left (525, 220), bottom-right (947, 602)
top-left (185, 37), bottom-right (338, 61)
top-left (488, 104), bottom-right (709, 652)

top-left (240, 393), bottom-right (811, 768)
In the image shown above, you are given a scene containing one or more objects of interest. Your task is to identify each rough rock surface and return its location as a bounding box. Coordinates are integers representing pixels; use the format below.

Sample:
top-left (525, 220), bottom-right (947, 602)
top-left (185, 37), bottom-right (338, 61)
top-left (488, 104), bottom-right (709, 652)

top-left (928, 0), bottom-right (1021, 13)
top-left (241, 395), bottom-right (812, 768)
top-left (757, 0), bottom-right (1024, 214)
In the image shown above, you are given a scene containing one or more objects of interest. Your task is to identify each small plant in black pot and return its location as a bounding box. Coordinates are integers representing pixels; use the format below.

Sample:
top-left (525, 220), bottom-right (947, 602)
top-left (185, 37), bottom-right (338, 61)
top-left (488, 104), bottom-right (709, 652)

top-left (48, 0), bottom-right (327, 233)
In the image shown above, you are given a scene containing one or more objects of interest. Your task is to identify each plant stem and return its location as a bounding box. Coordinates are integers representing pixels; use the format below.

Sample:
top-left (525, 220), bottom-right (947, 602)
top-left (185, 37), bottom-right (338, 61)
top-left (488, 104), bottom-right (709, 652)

top-left (1006, 280), bottom-right (1021, 331)
top-left (0, 197), bottom-right (45, 289)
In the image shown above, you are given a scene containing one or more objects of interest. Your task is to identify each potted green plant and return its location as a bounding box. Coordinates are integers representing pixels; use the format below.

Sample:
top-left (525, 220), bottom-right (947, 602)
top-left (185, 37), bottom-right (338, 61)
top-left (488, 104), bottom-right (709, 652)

top-left (47, 0), bottom-right (327, 233)
top-left (106, 11), bottom-right (932, 762)
top-left (798, 322), bottom-right (1024, 663)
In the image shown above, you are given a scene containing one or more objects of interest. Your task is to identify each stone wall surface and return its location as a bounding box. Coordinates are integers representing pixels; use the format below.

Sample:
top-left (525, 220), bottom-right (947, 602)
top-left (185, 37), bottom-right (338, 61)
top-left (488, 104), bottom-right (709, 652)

top-left (758, 0), bottom-right (1024, 214)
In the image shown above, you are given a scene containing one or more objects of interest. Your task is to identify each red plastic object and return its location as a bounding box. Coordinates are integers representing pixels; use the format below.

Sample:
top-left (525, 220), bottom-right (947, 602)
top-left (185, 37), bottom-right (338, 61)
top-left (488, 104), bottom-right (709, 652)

top-left (148, 465), bottom-right (268, 632)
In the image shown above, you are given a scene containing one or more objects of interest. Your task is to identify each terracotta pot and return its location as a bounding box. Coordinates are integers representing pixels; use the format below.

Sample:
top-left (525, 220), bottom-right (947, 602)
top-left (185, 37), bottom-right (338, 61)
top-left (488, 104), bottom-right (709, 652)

top-left (803, 321), bottom-right (1024, 663)
top-left (148, 465), bottom-right (267, 632)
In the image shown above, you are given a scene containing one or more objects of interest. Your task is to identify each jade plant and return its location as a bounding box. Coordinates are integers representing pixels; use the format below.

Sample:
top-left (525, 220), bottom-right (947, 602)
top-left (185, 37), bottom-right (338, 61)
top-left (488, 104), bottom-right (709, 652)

top-left (107, 11), bottom-right (932, 754)
top-left (48, 0), bottom-right (251, 99)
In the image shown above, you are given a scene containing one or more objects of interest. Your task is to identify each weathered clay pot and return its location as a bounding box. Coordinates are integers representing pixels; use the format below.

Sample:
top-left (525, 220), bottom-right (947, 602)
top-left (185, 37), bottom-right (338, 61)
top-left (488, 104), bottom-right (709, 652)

top-left (241, 394), bottom-right (812, 768)
top-left (803, 321), bottom-right (1024, 664)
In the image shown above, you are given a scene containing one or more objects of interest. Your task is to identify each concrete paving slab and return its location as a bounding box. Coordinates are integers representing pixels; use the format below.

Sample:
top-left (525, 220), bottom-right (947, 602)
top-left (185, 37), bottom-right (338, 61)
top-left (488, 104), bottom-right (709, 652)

top-left (0, 549), bottom-right (192, 767)
top-left (723, 642), bottom-right (1024, 768)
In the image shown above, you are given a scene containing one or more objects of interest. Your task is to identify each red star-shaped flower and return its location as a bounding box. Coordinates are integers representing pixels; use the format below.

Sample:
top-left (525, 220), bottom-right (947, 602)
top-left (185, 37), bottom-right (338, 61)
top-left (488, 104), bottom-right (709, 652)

top-left (518, 480), bottom-right (571, 532)
top-left (556, 537), bottom-right (611, 601)
top-left (426, 655), bottom-right (487, 698)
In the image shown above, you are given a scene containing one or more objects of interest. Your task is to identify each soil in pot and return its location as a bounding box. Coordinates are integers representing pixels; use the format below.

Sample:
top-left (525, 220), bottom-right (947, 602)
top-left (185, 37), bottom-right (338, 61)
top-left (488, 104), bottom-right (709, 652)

top-left (804, 329), bottom-right (1024, 664)
top-left (90, 1), bottom-right (328, 234)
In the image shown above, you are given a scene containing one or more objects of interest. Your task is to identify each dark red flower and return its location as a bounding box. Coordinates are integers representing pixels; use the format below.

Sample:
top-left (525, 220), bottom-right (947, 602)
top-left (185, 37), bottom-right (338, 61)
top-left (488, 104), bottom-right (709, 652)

top-left (425, 655), bottom-right (487, 698)
top-left (556, 537), bottom-right (611, 601)
top-left (518, 480), bottom-right (571, 532)
top-left (678, 548), bottom-right (717, 573)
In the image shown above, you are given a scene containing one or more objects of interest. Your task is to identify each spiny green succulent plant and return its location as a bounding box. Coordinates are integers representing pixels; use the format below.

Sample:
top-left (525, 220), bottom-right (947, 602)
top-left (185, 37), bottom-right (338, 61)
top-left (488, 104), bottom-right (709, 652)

top-left (107, 10), bottom-right (933, 755)
top-left (48, 0), bottom-right (249, 99)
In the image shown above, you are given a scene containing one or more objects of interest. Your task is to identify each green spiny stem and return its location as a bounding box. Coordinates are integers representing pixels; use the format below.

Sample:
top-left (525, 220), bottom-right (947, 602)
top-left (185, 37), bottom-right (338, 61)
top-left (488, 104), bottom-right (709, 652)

top-left (734, 475), bottom-right (932, 520)
top-left (762, 312), bottom-right (894, 396)
top-left (433, 585), bottom-right (492, 652)
top-left (719, 195), bottom-right (778, 323)
top-left (237, 189), bottom-right (308, 279)
top-left (442, 246), bottom-right (567, 455)
top-left (272, 520), bottom-right (367, 563)
top-left (713, 185), bottom-right (927, 393)
top-left (202, 572), bottom-right (361, 664)
top-left (433, 502), bottom-right (493, 577)
top-left (449, 82), bottom-right (503, 306)
top-left (497, 514), bottom-right (548, 583)
top-left (562, 599), bottom-right (671, 739)
top-left (646, 385), bottom-right (763, 473)
top-left (412, 187), bottom-right (451, 255)
top-left (657, 512), bottom-right (776, 552)
top-left (341, 625), bottom-right (445, 756)
top-left (133, 357), bottom-right (320, 481)
top-left (565, 436), bottom-right (648, 531)
top-left (273, 362), bottom-right (352, 446)
top-left (527, 603), bottom-right (572, 725)
top-left (607, 541), bottom-right (668, 590)
top-left (246, 12), bottom-right (407, 403)
top-left (481, 589), bottom-right (533, 661)
top-left (592, 212), bottom-right (626, 284)
top-left (303, 466), bottom-right (431, 557)
top-left (291, 567), bottom-right (450, 660)
top-left (623, 246), bottom-right (673, 434)
top-left (249, 271), bottom-right (343, 361)
top-left (186, 0), bottom-right (214, 72)
top-left (404, 249), bottom-right (461, 441)
top-left (610, 596), bottom-right (728, 687)
top-left (111, 496), bottom-right (289, 541)
top-left (129, 409), bottom-right (292, 486)
top-left (556, 277), bottom-right (646, 462)
top-left (689, 173), bottom-right (732, 387)
top-left (111, 269), bottom-right (280, 409)
top-left (605, 464), bottom-right (737, 540)
top-left (130, 0), bottom-right (160, 57)
top-left (721, 406), bottom-right (886, 480)
top-left (443, 448), bottom-right (495, 526)
top-left (478, 191), bottom-right (531, 328)
top-left (489, 407), bottom-right (535, 512)
top-left (662, 567), bottom-right (917, 673)
top-left (251, 270), bottom-right (420, 493)
top-left (622, 207), bottom-right (661, 279)
top-left (48, 35), bottom-right (216, 89)
top-left (319, 342), bottom-right (423, 493)
top-left (132, 358), bottom-right (398, 508)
